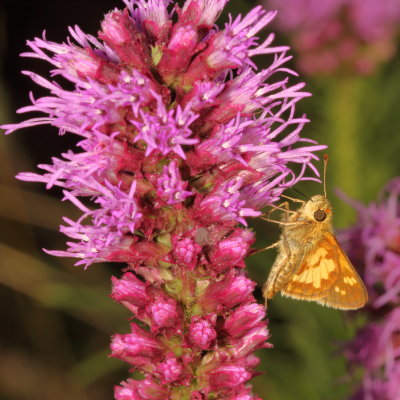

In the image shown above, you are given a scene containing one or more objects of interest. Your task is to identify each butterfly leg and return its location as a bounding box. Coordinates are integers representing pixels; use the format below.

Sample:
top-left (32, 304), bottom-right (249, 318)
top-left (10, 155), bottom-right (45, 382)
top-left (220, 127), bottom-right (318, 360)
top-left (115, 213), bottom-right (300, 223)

top-left (260, 217), bottom-right (311, 227)
top-left (261, 201), bottom-right (309, 226)
top-left (251, 240), bottom-right (280, 255)
top-left (266, 201), bottom-right (296, 219)
top-left (280, 194), bottom-right (305, 204)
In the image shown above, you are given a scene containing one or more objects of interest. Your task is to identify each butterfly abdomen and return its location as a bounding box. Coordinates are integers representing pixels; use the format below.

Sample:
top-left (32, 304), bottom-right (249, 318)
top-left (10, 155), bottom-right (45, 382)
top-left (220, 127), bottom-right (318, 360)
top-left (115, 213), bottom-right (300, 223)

top-left (263, 250), bottom-right (298, 299)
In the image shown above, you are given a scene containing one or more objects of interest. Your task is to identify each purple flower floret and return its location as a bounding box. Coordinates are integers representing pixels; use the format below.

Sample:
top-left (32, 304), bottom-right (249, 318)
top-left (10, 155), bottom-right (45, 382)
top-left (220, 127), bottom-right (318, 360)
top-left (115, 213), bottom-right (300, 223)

top-left (340, 178), bottom-right (400, 399)
top-left (2, 0), bottom-right (326, 398)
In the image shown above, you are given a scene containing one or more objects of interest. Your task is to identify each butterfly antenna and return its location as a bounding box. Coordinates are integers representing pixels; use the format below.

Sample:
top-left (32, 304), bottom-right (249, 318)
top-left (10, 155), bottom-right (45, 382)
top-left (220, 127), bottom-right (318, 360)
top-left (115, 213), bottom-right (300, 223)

top-left (292, 187), bottom-right (311, 201)
top-left (323, 154), bottom-right (328, 198)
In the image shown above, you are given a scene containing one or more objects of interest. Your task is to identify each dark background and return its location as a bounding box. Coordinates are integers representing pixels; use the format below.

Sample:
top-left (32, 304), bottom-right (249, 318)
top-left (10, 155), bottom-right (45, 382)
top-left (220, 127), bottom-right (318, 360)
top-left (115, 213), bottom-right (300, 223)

top-left (1, 1), bottom-right (399, 399)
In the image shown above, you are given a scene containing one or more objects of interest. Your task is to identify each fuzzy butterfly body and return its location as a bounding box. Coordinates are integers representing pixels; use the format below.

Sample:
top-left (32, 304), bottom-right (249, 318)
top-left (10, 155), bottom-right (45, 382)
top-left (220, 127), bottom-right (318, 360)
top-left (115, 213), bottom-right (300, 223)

top-left (262, 194), bottom-right (368, 310)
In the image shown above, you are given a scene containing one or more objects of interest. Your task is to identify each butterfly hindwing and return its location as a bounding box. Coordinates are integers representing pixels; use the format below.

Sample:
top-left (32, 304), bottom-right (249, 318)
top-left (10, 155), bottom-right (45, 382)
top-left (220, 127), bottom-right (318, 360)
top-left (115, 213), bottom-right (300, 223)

top-left (317, 233), bottom-right (368, 310)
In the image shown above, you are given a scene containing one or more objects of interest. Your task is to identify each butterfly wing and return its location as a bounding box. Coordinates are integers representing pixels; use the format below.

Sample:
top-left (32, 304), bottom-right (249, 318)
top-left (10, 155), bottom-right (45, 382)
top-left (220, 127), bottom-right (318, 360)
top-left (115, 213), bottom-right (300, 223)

top-left (281, 232), bottom-right (368, 310)
top-left (316, 233), bottom-right (368, 310)
top-left (280, 234), bottom-right (340, 299)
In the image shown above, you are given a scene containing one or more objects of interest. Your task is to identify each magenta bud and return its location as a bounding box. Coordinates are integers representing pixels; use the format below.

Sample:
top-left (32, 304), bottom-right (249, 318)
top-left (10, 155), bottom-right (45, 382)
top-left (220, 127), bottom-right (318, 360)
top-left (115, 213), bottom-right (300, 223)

top-left (115, 376), bottom-right (169, 400)
top-left (101, 10), bottom-right (133, 45)
top-left (66, 48), bottom-right (103, 80)
top-left (179, 0), bottom-right (227, 29)
top-left (208, 364), bottom-right (252, 389)
top-left (224, 303), bottom-right (265, 338)
top-left (188, 315), bottom-right (217, 349)
top-left (146, 296), bottom-right (181, 330)
top-left (227, 325), bottom-right (271, 358)
top-left (112, 272), bottom-right (150, 307)
top-left (137, 375), bottom-right (171, 399)
top-left (202, 271), bottom-right (256, 312)
top-left (110, 324), bottom-right (162, 365)
top-left (114, 379), bottom-right (138, 400)
top-left (158, 355), bottom-right (185, 384)
top-left (173, 236), bottom-right (201, 268)
top-left (158, 25), bottom-right (198, 83)
top-left (209, 229), bottom-right (254, 271)
top-left (99, 10), bottom-right (151, 70)
top-left (223, 390), bottom-right (262, 400)
top-left (169, 26), bottom-right (198, 53)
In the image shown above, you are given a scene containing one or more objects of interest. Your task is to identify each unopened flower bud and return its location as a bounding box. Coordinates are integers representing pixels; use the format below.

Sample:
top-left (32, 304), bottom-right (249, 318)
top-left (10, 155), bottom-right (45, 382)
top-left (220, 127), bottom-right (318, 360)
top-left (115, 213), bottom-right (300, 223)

top-left (158, 355), bottom-right (185, 383)
top-left (173, 236), bottom-right (201, 268)
top-left (111, 324), bottom-right (162, 366)
top-left (111, 272), bottom-right (149, 307)
top-left (209, 229), bottom-right (254, 271)
top-left (209, 364), bottom-right (252, 388)
top-left (227, 325), bottom-right (271, 358)
top-left (146, 296), bottom-right (181, 330)
top-left (224, 303), bottom-right (265, 338)
top-left (115, 376), bottom-right (169, 400)
top-left (202, 272), bottom-right (255, 312)
top-left (189, 316), bottom-right (217, 349)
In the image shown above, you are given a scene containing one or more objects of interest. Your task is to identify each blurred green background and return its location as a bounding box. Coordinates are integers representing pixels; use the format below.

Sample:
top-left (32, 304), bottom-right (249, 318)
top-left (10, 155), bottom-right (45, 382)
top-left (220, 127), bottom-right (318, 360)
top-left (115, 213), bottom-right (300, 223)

top-left (0, 1), bottom-right (399, 399)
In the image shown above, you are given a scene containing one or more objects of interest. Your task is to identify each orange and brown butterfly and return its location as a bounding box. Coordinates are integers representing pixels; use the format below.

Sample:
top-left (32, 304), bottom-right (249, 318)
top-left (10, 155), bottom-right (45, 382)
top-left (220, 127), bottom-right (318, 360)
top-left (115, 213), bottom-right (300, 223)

top-left (261, 156), bottom-right (368, 310)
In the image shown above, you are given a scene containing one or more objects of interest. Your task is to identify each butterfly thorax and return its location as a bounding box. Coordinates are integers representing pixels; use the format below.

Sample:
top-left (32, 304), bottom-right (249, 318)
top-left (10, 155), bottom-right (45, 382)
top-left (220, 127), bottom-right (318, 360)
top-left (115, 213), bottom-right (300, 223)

top-left (293, 195), bottom-right (332, 222)
top-left (281, 195), bottom-right (334, 247)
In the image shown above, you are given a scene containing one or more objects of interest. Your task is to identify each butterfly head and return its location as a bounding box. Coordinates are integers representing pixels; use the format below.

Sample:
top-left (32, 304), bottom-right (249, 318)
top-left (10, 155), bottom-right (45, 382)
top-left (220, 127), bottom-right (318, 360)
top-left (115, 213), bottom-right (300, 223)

top-left (300, 195), bottom-right (333, 223)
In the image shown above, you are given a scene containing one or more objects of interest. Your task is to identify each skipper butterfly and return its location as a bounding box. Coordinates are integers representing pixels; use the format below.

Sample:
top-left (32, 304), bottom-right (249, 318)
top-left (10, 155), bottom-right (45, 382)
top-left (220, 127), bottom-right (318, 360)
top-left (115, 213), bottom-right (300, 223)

top-left (262, 156), bottom-right (368, 310)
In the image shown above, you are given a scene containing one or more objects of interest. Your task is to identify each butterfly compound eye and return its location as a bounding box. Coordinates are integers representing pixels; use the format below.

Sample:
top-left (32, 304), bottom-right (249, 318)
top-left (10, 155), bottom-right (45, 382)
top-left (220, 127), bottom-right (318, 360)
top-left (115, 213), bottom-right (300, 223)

top-left (314, 209), bottom-right (327, 222)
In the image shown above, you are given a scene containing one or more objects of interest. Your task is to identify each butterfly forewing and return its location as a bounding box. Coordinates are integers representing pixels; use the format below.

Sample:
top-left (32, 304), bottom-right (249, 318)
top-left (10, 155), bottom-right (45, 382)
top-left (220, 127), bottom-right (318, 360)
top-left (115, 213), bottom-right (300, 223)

top-left (280, 240), bottom-right (340, 299)
top-left (281, 232), bottom-right (368, 310)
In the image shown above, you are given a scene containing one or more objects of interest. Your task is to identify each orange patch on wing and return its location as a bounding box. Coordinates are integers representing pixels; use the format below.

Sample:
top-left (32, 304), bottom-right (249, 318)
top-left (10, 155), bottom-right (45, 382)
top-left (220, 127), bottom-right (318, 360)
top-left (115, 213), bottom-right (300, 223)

top-left (282, 237), bottom-right (340, 298)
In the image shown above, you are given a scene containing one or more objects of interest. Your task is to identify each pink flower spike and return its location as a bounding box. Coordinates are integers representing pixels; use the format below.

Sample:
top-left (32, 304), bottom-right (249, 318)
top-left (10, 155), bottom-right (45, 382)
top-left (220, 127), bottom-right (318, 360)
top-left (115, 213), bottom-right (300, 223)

top-left (2, 0), bottom-right (328, 397)
top-left (267, 0), bottom-right (400, 75)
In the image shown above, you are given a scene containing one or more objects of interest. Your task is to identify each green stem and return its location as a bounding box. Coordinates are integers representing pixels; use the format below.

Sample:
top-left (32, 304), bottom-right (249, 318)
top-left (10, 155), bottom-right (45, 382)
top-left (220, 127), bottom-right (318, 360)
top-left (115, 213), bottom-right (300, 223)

top-left (324, 77), bottom-right (365, 227)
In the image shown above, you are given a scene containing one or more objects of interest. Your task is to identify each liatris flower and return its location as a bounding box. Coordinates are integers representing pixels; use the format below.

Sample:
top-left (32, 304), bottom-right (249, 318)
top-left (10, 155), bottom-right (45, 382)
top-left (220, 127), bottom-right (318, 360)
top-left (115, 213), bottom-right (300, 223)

top-left (265, 0), bottom-right (400, 75)
top-left (340, 178), bottom-right (400, 399)
top-left (340, 179), bottom-right (400, 308)
top-left (2, 0), bottom-right (326, 398)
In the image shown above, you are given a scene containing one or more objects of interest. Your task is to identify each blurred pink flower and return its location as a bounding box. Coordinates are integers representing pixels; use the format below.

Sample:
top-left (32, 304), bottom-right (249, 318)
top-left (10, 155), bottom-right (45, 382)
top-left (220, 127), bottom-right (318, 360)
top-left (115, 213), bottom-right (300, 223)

top-left (340, 178), bottom-right (400, 399)
top-left (340, 178), bottom-right (400, 308)
top-left (266, 0), bottom-right (400, 75)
